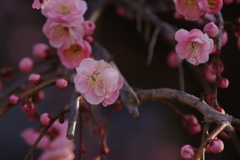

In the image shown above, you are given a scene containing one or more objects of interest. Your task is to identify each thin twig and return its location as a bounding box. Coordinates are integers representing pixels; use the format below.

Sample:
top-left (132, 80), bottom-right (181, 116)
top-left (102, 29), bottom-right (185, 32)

top-left (24, 106), bottom-right (70, 160)
top-left (194, 122), bottom-right (229, 160)
top-left (213, 11), bottom-right (224, 106)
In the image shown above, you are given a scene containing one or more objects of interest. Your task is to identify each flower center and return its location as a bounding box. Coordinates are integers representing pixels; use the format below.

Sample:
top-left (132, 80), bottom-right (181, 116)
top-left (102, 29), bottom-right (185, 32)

top-left (184, 41), bottom-right (200, 57)
top-left (64, 44), bottom-right (82, 61)
top-left (207, 0), bottom-right (217, 9)
top-left (187, 0), bottom-right (197, 5)
top-left (88, 73), bottom-right (101, 89)
top-left (60, 5), bottom-right (70, 15)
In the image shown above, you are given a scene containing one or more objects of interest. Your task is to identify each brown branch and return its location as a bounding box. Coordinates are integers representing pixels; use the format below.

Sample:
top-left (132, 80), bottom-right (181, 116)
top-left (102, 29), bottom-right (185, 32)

top-left (136, 88), bottom-right (240, 127)
top-left (24, 106), bottom-right (70, 160)
top-left (0, 76), bottom-right (74, 117)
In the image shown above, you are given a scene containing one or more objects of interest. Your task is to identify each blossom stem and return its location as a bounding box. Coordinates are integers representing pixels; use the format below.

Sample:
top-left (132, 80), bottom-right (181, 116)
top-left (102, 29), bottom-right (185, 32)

top-left (24, 106), bottom-right (70, 160)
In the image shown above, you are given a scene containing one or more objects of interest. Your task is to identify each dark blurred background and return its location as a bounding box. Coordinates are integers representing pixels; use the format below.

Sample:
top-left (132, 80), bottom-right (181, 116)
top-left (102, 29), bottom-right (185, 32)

top-left (0, 0), bottom-right (240, 160)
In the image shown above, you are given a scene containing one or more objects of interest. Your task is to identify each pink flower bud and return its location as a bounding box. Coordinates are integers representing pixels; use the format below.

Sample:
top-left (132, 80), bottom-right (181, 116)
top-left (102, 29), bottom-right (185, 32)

top-left (93, 125), bottom-right (105, 138)
top-left (204, 22), bottom-right (219, 38)
top-left (223, 0), bottom-right (234, 4)
top-left (181, 145), bottom-right (195, 160)
top-left (28, 73), bottom-right (41, 84)
top-left (79, 146), bottom-right (86, 154)
top-left (206, 92), bottom-right (215, 104)
top-left (8, 94), bottom-right (19, 105)
top-left (82, 21), bottom-right (96, 36)
top-left (206, 139), bottom-right (224, 153)
top-left (1, 67), bottom-right (14, 80)
top-left (113, 100), bottom-right (122, 111)
top-left (222, 30), bottom-right (228, 46)
top-left (56, 78), bottom-right (68, 89)
top-left (40, 113), bottom-right (52, 126)
top-left (33, 43), bottom-right (51, 59)
top-left (218, 77), bottom-right (229, 88)
top-left (214, 106), bottom-right (225, 114)
top-left (21, 99), bottom-right (36, 115)
top-left (188, 124), bottom-right (201, 135)
top-left (238, 37), bottom-right (240, 50)
top-left (19, 57), bottom-right (34, 73)
top-left (32, 91), bottom-right (45, 102)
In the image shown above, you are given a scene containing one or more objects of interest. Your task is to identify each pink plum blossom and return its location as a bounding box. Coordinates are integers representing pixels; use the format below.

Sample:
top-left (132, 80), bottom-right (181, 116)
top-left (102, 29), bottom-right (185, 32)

top-left (174, 0), bottom-right (204, 21)
top-left (41, 0), bottom-right (87, 26)
top-left (202, 0), bottom-right (223, 14)
top-left (74, 58), bottom-right (123, 106)
top-left (175, 29), bottom-right (214, 65)
top-left (32, 0), bottom-right (50, 10)
top-left (43, 19), bottom-right (84, 49)
top-left (20, 128), bottom-right (50, 149)
top-left (57, 41), bottom-right (91, 69)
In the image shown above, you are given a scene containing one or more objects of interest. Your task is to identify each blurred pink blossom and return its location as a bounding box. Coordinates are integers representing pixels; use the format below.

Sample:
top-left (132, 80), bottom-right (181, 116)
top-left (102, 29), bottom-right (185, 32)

top-left (203, 22), bottom-right (219, 38)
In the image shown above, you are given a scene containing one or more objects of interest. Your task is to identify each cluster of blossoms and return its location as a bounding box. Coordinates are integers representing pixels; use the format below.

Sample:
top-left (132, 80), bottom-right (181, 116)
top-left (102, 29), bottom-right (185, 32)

top-left (37, 0), bottom-right (95, 69)
top-left (174, 0), bottom-right (223, 21)
top-left (21, 120), bottom-right (75, 160)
